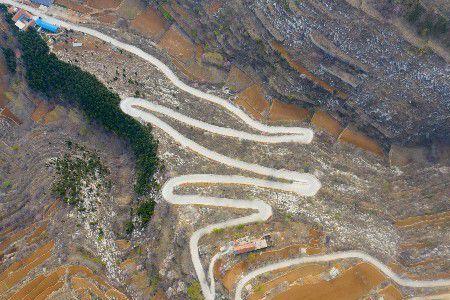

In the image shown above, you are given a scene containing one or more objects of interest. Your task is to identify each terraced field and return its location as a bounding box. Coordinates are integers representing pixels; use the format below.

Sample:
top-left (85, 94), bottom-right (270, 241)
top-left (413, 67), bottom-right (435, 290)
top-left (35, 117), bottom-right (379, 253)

top-left (1, 1), bottom-right (449, 300)
top-left (0, 201), bottom-right (128, 300)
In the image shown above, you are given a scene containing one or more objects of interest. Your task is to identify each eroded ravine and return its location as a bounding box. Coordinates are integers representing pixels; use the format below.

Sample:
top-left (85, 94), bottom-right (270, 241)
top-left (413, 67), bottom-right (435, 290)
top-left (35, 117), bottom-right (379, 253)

top-left (2, 1), bottom-right (450, 299)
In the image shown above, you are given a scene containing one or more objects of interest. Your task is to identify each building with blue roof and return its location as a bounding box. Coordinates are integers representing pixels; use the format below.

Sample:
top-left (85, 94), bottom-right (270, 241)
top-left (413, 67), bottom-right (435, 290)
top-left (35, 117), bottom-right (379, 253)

top-left (35, 18), bottom-right (59, 33)
top-left (31, 0), bottom-right (54, 7)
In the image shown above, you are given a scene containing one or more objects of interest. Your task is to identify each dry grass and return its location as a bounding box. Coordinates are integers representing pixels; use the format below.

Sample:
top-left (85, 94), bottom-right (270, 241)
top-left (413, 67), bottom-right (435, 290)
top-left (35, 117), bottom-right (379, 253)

top-left (205, 1), bottom-right (223, 16)
top-left (309, 31), bottom-right (369, 73)
top-left (0, 241), bottom-right (54, 292)
top-left (216, 243), bottom-right (323, 292)
top-left (378, 284), bottom-right (403, 300)
top-left (395, 211), bottom-right (450, 228)
top-left (271, 262), bottom-right (386, 300)
top-left (158, 25), bottom-right (195, 63)
top-left (95, 13), bottom-right (119, 25)
top-left (0, 107), bottom-right (22, 125)
top-left (130, 7), bottom-right (167, 39)
top-left (54, 0), bottom-right (92, 14)
top-left (268, 99), bottom-right (311, 123)
top-left (31, 101), bottom-right (50, 123)
top-left (234, 84), bottom-right (269, 121)
top-left (43, 105), bottom-right (65, 125)
top-left (225, 65), bottom-right (253, 92)
top-left (172, 59), bottom-right (226, 84)
top-left (0, 226), bottom-right (33, 253)
top-left (0, 54), bottom-right (7, 107)
top-left (86, 0), bottom-right (121, 10)
top-left (311, 110), bottom-right (343, 137)
top-left (248, 264), bottom-right (327, 300)
top-left (26, 223), bottom-right (47, 245)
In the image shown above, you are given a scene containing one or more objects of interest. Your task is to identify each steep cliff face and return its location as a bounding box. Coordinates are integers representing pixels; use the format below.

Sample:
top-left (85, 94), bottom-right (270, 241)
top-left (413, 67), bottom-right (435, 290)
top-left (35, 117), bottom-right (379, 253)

top-left (151, 0), bottom-right (449, 148)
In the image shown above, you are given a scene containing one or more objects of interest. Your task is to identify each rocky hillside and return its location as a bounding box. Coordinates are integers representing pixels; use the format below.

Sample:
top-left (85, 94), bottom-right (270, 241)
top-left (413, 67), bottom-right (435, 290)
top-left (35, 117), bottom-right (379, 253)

top-left (150, 0), bottom-right (449, 149)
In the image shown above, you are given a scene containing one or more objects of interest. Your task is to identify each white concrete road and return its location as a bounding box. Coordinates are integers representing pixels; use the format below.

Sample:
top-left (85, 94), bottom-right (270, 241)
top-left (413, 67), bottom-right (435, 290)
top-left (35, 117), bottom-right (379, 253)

top-left (235, 251), bottom-right (450, 300)
top-left (3, 1), bottom-right (449, 299)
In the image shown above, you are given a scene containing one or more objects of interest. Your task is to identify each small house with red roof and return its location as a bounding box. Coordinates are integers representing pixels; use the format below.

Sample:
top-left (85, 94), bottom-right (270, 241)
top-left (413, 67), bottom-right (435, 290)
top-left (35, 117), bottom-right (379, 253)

top-left (12, 9), bottom-right (35, 31)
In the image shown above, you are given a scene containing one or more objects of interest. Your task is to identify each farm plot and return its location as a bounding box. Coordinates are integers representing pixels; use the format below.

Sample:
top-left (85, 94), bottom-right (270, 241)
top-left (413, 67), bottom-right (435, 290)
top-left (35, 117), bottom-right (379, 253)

top-left (130, 7), bottom-right (167, 39)
top-left (268, 99), bottom-right (311, 123)
top-left (234, 84), bottom-right (270, 121)
top-left (270, 262), bottom-right (386, 300)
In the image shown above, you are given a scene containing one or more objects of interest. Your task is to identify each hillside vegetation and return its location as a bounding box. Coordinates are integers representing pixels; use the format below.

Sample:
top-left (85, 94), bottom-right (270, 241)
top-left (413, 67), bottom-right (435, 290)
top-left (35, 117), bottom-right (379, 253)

top-left (0, 5), bottom-right (158, 198)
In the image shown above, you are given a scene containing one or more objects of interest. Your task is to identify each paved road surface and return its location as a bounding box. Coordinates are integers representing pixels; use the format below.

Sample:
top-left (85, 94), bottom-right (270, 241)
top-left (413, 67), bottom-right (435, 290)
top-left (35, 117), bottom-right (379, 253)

top-left (3, 1), bottom-right (449, 299)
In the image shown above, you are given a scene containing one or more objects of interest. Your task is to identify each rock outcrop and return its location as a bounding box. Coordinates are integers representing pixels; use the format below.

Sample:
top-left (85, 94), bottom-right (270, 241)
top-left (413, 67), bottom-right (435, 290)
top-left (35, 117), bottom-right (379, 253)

top-left (150, 0), bottom-right (449, 149)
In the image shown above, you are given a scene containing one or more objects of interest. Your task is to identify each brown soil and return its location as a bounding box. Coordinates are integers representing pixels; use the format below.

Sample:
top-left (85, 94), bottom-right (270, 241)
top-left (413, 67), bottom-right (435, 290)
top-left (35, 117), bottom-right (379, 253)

top-left (205, 1), bottom-right (223, 16)
top-left (31, 101), bottom-right (50, 123)
top-left (395, 211), bottom-right (450, 228)
top-left (234, 84), bottom-right (270, 121)
top-left (86, 0), bottom-right (122, 10)
top-left (130, 7), bottom-right (167, 40)
top-left (158, 25), bottom-right (195, 63)
top-left (311, 110), bottom-right (343, 137)
top-left (95, 13), bottom-right (119, 25)
top-left (268, 99), bottom-right (311, 123)
top-left (0, 241), bottom-right (54, 292)
top-left (0, 107), bottom-right (22, 125)
top-left (271, 263), bottom-right (386, 300)
top-left (248, 264), bottom-right (327, 300)
top-left (72, 276), bottom-right (107, 299)
top-left (0, 226), bottom-right (34, 253)
top-left (8, 274), bottom-right (47, 300)
top-left (165, 2), bottom-right (191, 22)
top-left (54, 0), bottom-right (92, 14)
top-left (172, 60), bottom-right (226, 84)
top-left (8, 264), bottom-right (128, 300)
top-left (43, 106), bottom-right (65, 125)
top-left (378, 284), bottom-right (403, 300)
top-left (26, 223), bottom-right (48, 245)
top-left (20, 270), bottom-right (61, 300)
top-left (338, 126), bottom-right (384, 156)
top-left (35, 280), bottom-right (63, 300)
top-left (216, 244), bottom-right (323, 292)
top-left (225, 65), bottom-right (253, 92)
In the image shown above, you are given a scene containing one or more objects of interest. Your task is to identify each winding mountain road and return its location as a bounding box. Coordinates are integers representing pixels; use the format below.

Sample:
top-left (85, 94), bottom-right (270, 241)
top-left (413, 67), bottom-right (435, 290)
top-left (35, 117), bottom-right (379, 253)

top-left (3, 1), bottom-right (450, 299)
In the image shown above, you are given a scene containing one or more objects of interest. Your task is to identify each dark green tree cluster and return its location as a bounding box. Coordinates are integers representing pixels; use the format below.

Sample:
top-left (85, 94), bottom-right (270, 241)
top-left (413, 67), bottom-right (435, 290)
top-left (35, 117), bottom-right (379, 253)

top-left (51, 143), bottom-right (109, 206)
top-left (2, 16), bottom-right (158, 197)
top-left (1, 47), bottom-right (16, 73)
top-left (137, 200), bottom-right (155, 225)
top-left (400, 0), bottom-right (448, 38)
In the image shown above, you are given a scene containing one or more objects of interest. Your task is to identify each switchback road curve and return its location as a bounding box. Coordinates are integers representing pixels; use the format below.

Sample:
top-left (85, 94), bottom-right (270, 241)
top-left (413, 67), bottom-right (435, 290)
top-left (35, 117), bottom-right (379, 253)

top-left (2, 1), bottom-right (449, 299)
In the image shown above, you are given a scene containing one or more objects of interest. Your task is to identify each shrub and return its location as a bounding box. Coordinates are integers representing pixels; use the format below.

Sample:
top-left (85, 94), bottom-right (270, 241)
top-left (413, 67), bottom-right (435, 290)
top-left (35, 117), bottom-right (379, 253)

top-left (137, 200), bottom-right (155, 224)
top-left (51, 143), bottom-right (109, 206)
top-left (1, 180), bottom-right (11, 189)
top-left (124, 220), bottom-right (134, 234)
top-left (5, 25), bottom-right (158, 198)
top-left (1, 47), bottom-right (16, 73)
top-left (405, 3), bottom-right (424, 23)
top-left (212, 228), bottom-right (224, 234)
top-left (187, 281), bottom-right (203, 300)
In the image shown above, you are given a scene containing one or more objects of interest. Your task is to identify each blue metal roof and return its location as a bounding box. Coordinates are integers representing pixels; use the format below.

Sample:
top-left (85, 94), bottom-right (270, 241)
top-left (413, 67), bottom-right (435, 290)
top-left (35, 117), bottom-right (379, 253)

top-left (35, 18), bottom-right (59, 33)
top-left (31, 0), bottom-right (54, 6)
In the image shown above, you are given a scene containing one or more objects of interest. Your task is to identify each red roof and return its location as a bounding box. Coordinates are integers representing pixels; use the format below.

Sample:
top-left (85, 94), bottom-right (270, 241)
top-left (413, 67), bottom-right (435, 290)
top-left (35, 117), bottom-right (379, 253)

top-left (12, 9), bottom-right (34, 22)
